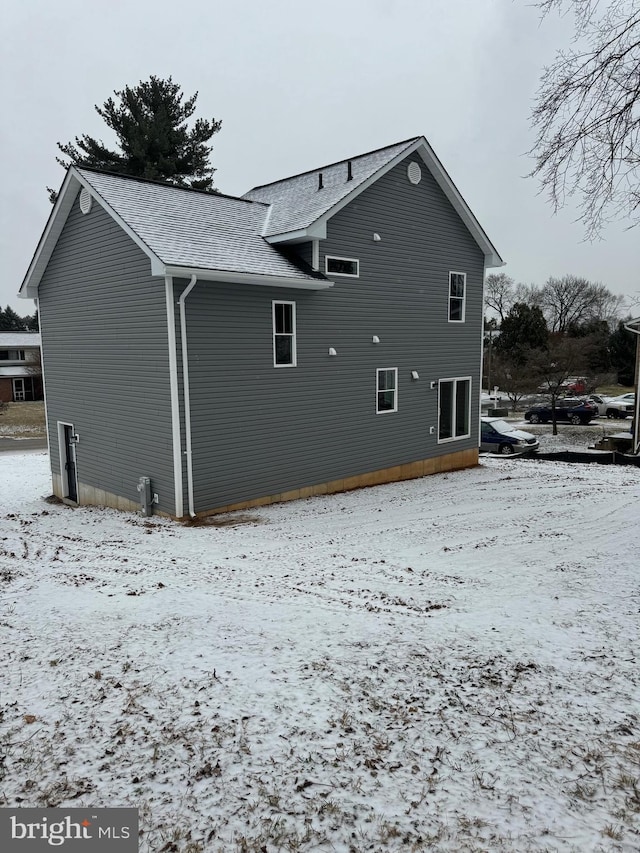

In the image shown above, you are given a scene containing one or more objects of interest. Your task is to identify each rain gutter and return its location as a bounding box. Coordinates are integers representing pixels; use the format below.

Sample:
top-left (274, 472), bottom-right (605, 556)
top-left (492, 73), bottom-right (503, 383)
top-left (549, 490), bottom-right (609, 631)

top-left (179, 275), bottom-right (198, 517)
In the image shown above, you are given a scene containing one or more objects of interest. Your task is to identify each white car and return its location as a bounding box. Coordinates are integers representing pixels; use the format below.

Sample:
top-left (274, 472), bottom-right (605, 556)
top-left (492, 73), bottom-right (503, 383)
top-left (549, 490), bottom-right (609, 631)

top-left (587, 394), bottom-right (611, 416)
top-left (604, 394), bottom-right (636, 419)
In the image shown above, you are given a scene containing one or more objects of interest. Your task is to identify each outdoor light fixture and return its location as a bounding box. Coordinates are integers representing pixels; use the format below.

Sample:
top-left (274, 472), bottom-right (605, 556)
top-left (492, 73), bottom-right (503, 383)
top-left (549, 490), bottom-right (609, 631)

top-left (328, 347), bottom-right (337, 356)
top-left (430, 381), bottom-right (437, 389)
top-left (372, 335), bottom-right (380, 344)
top-left (411, 371), bottom-right (419, 380)
top-left (373, 233), bottom-right (382, 242)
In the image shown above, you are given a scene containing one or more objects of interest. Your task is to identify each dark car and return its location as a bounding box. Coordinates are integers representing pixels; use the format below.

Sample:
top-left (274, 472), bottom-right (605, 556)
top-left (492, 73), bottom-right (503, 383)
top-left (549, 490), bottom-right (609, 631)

top-left (524, 399), bottom-right (597, 425)
top-left (480, 417), bottom-right (539, 455)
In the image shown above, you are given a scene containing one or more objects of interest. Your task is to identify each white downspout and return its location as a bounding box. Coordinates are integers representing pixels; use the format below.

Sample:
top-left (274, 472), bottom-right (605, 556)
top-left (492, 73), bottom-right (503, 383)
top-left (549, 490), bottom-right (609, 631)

top-left (165, 276), bottom-right (184, 518)
top-left (179, 275), bottom-right (198, 516)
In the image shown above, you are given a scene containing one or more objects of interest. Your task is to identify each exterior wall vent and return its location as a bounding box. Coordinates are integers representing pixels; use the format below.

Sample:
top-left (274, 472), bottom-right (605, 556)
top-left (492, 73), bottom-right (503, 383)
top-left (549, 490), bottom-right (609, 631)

top-left (407, 161), bottom-right (422, 185)
top-left (79, 188), bottom-right (92, 215)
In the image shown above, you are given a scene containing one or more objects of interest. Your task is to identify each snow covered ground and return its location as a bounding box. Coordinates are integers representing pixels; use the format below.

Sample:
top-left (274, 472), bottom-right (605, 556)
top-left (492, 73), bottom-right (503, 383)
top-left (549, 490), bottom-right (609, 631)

top-left (1, 451), bottom-right (639, 852)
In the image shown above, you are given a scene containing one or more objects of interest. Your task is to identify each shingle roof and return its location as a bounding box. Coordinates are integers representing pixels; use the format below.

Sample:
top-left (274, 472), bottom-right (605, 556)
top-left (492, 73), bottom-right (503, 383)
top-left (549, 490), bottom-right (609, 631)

top-left (75, 169), bottom-right (322, 281)
top-left (0, 332), bottom-right (41, 348)
top-left (20, 136), bottom-right (503, 300)
top-left (243, 138), bottom-right (420, 236)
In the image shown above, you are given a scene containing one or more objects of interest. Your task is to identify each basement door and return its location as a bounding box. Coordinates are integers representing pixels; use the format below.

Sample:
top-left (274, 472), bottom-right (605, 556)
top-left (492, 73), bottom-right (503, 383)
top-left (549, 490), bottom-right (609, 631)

top-left (58, 422), bottom-right (78, 503)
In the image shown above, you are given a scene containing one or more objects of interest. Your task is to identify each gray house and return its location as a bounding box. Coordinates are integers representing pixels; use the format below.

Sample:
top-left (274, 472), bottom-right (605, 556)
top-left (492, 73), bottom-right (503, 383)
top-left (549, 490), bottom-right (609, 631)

top-left (19, 136), bottom-right (503, 518)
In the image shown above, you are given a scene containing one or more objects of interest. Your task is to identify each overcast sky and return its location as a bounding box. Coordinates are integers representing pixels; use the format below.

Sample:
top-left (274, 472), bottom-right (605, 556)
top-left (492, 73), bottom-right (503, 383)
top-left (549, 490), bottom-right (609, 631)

top-left (2, 0), bottom-right (638, 315)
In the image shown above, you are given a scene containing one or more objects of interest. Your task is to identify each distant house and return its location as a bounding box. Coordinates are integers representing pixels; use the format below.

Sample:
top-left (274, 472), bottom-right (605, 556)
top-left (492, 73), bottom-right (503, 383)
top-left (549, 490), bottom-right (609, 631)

top-left (19, 136), bottom-right (503, 517)
top-left (0, 332), bottom-right (42, 403)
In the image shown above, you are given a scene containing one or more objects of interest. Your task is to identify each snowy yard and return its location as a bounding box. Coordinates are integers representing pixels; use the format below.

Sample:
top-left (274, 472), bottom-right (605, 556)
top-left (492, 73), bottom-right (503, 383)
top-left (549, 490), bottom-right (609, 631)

top-left (1, 451), bottom-right (639, 852)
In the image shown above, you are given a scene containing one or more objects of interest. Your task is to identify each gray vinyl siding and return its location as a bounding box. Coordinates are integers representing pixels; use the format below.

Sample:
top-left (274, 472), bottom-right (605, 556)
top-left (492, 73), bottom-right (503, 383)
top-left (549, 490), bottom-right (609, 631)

top-left (293, 242), bottom-right (313, 268)
top-left (184, 155), bottom-right (485, 511)
top-left (38, 192), bottom-right (176, 513)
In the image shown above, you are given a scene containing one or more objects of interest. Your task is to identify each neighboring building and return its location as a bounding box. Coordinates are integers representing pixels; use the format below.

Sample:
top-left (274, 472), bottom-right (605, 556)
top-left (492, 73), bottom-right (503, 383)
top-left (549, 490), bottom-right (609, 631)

top-left (0, 332), bottom-right (42, 402)
top-left (19, 136), bottom-right (503, 517)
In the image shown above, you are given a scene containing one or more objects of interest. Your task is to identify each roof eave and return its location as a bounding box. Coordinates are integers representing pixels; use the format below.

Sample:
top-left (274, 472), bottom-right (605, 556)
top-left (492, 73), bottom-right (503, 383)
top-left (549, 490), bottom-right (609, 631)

top-left (262, 137), bottom-right (504, 268)
top-left (19, 167), bottom-right (165, 299)
top-left (161, 264), bottom-right (334, 291)
top-left (19, 170), bottom-right (78, 299)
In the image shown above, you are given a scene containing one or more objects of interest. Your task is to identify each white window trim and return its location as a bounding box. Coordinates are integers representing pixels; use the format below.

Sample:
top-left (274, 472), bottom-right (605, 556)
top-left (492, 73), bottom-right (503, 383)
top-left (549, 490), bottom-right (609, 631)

top-left (57, 420), bottom-right (79, 503)
top-left (325, 256), bottom-right (360, 278)
top-left (376, 367), bottom-right (398, 414)
top-left (448, 271), bottom-right (466, 323)
top-left (272, 300), bottom-right (297, 368)
top-left (438, 376), bottom-right (472, 442)
top-left (12, 378), bottom-right (26, 401)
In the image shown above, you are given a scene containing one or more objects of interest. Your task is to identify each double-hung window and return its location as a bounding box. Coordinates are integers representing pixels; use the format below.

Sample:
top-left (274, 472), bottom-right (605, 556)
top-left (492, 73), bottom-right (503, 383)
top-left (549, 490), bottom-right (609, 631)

top-left (448, 272), bottom-right (466, 322)
top-left (273, 301), bottom-right (296, 367)
top-left (438, 377), bottom-right (471, 441)
top-left (376, 368), bottom-right (398, 413)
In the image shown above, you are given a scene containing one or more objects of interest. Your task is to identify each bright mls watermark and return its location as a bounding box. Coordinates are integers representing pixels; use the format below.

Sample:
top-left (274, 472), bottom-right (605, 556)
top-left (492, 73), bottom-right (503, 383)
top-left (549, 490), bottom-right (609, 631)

top-left (0, 808), bottom-right (138, 851)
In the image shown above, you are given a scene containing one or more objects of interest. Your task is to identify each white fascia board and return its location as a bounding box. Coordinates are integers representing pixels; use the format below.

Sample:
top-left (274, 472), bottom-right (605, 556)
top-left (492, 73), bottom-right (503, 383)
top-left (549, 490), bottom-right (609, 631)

top-left (624, 316), bottom-right (640, 333)
top-left (72, 169), bottom-right (165, 270)
top-left (262, 137), bottom-right (504, 268)
top-left (265, 224), bottom-right (327, 244)
top-left (19, 170), bottom-right (78, 299)
top-left (162, 265), bottom-right (334, 290)
top-left (412, 139), bottom-right (504, 268)
top-left (19, 168), bottom-right (165, 298)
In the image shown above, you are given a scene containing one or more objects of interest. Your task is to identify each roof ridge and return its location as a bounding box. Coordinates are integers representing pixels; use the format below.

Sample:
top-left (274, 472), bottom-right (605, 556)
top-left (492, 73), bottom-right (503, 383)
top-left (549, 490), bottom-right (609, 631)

top-left (248, 136), bottom-right (421, 191)
top-left (74, 166), bottom-right (269, 207)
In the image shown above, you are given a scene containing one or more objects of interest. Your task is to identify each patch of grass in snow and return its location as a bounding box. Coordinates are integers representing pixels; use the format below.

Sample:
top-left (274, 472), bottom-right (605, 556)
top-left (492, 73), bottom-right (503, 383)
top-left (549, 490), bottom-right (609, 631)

top-left (0, 402), bottom-right (45, 437)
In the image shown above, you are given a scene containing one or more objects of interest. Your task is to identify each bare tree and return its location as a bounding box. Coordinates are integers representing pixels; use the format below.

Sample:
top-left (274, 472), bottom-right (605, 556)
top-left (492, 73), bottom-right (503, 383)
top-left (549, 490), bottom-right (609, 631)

top-left (538, 275), bottom-right (624, 331)
top-left (528, 335), bottom-right (591, 433)
top-left (485, 273), bottom-right (516, 323)
top-left (485, 274), bottom-right (544, 323)
top-left (529, 0), bottom-right (640, 237)
top-left (491, 354), bottom-right (539, 412)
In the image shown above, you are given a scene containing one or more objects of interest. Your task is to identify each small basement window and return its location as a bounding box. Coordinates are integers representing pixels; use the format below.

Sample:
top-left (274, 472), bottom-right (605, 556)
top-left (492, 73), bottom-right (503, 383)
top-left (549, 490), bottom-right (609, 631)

top-left (326, 256), bottom-right (359, 277)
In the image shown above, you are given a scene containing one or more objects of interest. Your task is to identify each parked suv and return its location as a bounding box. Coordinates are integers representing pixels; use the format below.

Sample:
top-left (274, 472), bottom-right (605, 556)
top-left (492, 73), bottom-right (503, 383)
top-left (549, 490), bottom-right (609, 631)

top-left (524, 399), bottom-right (597, 425)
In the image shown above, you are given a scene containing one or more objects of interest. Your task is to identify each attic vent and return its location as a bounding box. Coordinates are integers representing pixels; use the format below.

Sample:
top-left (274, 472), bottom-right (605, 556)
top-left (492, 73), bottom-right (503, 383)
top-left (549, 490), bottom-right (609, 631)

top-left (407, 161), bottom-right (422, 185)
top-left (79, 188), bottom-right (92, 215)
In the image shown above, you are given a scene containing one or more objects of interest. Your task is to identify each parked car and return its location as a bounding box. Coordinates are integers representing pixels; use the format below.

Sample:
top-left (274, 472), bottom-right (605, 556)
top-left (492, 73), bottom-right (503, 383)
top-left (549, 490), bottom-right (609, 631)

top-left (566, 377), bottom-right (587, 393)
top-left (587, 393), bottom-right (611, 416)
top-left (537, 379), bottom-right (586, 393)
top-left (480, 417), bottom-right (539, 455)
top-left (604, 395), bottom-right (635, 419)
top-left (524, 399), bottom-right (597, 425)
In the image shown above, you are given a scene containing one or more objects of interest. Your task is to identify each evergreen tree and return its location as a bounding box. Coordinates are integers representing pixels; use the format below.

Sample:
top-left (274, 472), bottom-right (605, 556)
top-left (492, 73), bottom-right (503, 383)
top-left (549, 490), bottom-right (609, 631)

top-left (50, 76), bottom-right (221, 201)
top-left (609, 321), bottom-right (636, 385)
top-left (0, 306), bottom-right (27, 331)
top-left (494, 303), bottom-right (548, 365)
top-left (23, 311), bottom-right (39, 332)
top-left (567, 319), bottom-right (611, 374)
